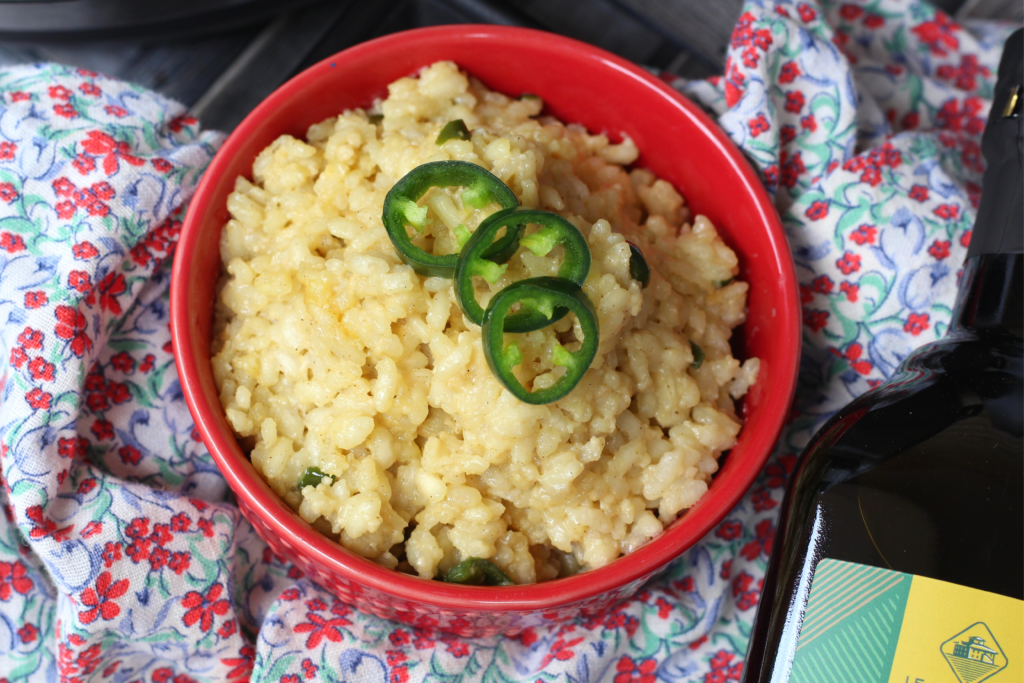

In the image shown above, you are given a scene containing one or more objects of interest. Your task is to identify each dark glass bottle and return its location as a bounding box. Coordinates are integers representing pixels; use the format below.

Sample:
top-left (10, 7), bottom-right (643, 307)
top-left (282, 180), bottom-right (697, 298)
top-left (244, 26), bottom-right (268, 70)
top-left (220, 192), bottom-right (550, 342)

top-left (742, 31), bottom-right (1023, 683)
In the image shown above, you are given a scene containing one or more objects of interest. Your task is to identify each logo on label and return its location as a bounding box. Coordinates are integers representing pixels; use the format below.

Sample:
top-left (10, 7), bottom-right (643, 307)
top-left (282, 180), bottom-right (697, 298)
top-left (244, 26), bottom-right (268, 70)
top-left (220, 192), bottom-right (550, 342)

top-left (941, 622), bottom-right (1008, 683)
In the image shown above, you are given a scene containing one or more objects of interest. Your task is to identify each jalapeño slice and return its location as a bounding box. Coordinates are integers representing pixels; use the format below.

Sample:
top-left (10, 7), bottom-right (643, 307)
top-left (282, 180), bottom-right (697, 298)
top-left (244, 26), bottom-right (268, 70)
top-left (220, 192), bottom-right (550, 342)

top-left (443, 558), bottom-right (514, 586)
top-left (382, 160), bottom-right (519, 278)
top-left (455, 208), bottom-right (591, 332)
top-left (481, 277), bottom-right (599, 405)
top-left (627, 242), bottom-right (651, 288)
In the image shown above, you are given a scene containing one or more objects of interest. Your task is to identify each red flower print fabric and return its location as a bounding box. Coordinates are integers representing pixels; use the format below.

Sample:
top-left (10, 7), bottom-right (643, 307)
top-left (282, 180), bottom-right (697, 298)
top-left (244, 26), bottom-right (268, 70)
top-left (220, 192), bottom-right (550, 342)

top-left (0, 2), bottom-right (1013, 682)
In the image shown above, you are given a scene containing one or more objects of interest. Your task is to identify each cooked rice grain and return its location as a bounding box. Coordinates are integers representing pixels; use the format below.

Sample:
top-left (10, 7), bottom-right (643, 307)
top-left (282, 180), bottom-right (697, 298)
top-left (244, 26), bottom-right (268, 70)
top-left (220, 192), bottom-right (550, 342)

top-left (213, 61), bottom-right (759, 584)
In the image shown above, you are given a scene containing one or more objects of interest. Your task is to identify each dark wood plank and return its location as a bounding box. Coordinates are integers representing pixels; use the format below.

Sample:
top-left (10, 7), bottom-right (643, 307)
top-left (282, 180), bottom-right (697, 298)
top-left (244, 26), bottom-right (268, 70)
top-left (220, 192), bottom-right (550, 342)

top-left (0, 28), bottom-right (258, 107)
top-left (605, 0), bottom-right (744, 69)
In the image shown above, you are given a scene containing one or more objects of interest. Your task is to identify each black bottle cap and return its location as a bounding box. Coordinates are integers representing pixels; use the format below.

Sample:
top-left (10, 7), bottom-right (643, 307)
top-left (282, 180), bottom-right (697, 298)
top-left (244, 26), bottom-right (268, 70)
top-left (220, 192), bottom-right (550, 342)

top-left (969, 29), bottom-right (1023, 259)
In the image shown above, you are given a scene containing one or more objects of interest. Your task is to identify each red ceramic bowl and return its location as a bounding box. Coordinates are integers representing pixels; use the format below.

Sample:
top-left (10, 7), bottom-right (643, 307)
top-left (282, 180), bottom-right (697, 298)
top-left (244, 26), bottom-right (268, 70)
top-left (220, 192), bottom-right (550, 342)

top-left (170, 25), bottom-right (800, 637)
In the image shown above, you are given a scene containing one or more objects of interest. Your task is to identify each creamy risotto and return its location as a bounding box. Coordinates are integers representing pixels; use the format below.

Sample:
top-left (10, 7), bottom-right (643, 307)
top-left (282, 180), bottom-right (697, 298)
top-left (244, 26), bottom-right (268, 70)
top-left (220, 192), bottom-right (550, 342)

top-left (212, 62), bottom-right (759, 584)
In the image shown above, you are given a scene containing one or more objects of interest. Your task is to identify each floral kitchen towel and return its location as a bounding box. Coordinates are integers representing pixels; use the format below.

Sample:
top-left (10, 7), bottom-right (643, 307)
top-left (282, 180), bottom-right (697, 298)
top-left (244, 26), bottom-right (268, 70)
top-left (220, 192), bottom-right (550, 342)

top-left (0, 1), bottom-right (1014, 682)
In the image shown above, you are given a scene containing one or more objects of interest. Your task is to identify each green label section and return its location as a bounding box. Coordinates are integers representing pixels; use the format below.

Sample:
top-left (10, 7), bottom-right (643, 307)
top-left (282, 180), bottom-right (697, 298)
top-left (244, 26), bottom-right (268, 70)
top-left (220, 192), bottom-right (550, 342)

top-left (790, 559), bottom-right (912, 683)
top-left (789, 559), bottom-right (1023, 683)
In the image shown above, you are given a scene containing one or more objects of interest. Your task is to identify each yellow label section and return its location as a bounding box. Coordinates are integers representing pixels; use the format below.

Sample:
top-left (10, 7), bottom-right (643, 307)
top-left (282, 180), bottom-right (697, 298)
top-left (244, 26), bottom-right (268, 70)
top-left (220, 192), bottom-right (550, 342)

top-left (888, 575), bottom-right (1023, 683)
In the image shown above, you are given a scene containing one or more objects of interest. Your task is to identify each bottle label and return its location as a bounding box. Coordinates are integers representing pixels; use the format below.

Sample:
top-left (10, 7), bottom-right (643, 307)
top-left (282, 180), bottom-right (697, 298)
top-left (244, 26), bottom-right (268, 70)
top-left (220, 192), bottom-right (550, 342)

top-left (789, 558), bottom-right (1023, 683)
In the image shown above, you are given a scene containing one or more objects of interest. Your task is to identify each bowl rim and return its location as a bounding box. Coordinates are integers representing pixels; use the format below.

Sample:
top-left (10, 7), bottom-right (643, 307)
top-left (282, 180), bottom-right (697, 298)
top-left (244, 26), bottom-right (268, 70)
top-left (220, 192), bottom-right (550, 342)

top-left (171, 23), bottom-right (800, 612)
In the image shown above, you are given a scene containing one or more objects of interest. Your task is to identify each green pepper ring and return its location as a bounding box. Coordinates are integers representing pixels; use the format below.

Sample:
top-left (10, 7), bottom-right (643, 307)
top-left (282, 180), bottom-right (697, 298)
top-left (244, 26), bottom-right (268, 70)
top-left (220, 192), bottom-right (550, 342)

top-left (455, 208), bottom-right (591, 333)
top-left (482, 277), bottom-right (599, 405)
top-left (381, 160), bottom-right (520, 278)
